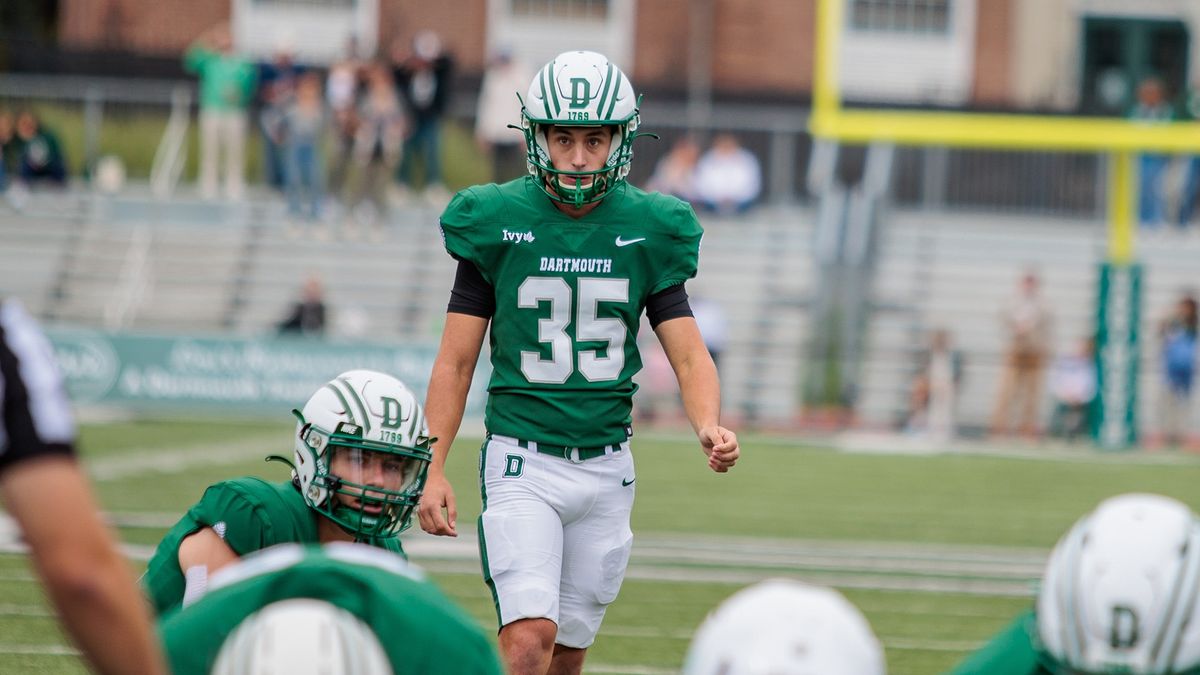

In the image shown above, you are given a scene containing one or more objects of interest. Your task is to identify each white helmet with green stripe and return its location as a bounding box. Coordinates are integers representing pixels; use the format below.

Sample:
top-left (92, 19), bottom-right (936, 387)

top-left (1037, 493), bottom-right (1200, 674)
top-left (285, 370), bottom-right (433, 541)
top-left (521, 50), bottom-right (643, 207)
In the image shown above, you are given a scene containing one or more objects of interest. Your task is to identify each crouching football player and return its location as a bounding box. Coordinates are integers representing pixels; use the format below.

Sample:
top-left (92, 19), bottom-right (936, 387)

top-left (143, 369), bottom-right (432, 614)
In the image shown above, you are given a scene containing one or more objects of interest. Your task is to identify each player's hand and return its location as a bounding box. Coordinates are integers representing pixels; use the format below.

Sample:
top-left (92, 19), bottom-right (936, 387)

top-left (699, 425), bottom-right (739, 473)
top-left (417, 470), bottom-right (458, 537)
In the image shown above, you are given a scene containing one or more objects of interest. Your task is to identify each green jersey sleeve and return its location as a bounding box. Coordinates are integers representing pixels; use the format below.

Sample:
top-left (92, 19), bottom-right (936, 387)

top-left (947, 609), bottom-right (1047, 675)
top-left (192, 480), bottom-right (288, 554)
top-left (649, 194), bottom-right (702, 294)
top-left (142, 479), bottom-right (318, 615)
top-left (439, 187), bottom-right (486, 271)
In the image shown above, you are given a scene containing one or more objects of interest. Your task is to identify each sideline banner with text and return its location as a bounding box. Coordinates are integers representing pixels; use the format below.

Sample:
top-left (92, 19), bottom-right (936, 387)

top-left (43, 329), bottom-right (481, 416)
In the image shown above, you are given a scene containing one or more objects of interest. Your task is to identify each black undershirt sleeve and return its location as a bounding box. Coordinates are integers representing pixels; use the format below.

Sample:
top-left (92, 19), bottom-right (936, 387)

top-left (646, 283), bottom-right (693, 328)
top-left (447, 259), bottom-right (496, 318)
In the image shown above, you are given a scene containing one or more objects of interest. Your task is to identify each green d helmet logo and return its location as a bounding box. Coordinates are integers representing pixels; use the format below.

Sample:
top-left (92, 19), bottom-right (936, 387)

top-left (380, 397), bottom-right (403, 429)
top-left (568, 77), bottom-right (594, 109)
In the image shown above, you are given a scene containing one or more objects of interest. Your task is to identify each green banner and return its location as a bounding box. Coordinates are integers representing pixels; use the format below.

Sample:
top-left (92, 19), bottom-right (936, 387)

top-left (1093, 262), bottom-right (1141, 449)
top-left (44, 329), bottom-right (470, 415)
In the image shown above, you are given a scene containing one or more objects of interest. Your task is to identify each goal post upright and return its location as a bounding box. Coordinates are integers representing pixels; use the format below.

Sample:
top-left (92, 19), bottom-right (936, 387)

top-left (807, 0), bottom-right (1192, 447)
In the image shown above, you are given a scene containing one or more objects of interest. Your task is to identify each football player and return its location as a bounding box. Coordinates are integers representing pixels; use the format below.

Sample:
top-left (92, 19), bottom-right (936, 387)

top-left (683, 579), bottom-right (886, 675)
top-left (949, 493), bottom-right (1200, 674)
top-left (159, 543), bottom-right (503, 675)
top-left (143, 369), bottom-right (432, 615)
top-left (417, 50), bottom-right (740, 675)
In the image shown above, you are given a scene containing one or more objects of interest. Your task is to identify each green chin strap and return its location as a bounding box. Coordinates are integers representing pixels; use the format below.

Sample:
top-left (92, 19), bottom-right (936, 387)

top-left (546, 169), bottom-right (616, 208)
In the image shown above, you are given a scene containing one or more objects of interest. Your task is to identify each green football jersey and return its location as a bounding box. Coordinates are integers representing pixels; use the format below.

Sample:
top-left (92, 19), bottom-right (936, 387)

top-left (142, 477), bottom-right (403, 615)
top-left (439, 178), bottom-right (702, 446)
top-left (948, 609), bottom-right (1048, 674)
top-left (159, 543), bottom-right (503, 675)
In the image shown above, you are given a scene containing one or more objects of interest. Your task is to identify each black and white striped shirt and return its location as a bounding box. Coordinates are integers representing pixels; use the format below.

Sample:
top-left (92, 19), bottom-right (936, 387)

top-left (0, 299), bottom-right (75, 473)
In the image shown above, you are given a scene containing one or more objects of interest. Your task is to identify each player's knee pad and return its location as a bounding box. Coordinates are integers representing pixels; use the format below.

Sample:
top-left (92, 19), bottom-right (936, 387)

top-left (479, 512), bottom-right (561, 623)
top-left (594, 530), bottom-right (634, 605)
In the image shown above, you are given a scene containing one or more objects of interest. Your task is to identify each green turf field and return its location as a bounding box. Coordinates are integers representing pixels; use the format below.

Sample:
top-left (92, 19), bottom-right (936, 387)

top-left (4, 418), bottom-right (1200, 674)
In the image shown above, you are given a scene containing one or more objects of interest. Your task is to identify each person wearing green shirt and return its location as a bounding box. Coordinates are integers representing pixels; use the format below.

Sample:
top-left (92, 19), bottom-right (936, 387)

top-left (416, 49), bottom-right (741, 675)
top-left (142, 370), bottom-right (432, 615)
top-left (184, 23), bottom-right (257, 200)
top-left (159, 542), bottom-right (503, 675)
top-left (948, 493), bottom-right (1200, 674)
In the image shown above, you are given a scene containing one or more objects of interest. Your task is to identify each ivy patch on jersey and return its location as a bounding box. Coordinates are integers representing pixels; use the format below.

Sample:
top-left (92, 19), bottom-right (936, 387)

top-left (503, 454), bottom-right (525, 478)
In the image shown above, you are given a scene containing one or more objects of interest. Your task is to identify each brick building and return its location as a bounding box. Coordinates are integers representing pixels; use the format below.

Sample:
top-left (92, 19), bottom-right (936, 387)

top-left (54, 0), bottom-right (1200, 112)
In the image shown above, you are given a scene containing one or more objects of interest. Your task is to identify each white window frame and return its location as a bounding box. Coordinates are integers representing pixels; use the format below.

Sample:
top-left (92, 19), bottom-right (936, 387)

top-left (486, 0), bottom-right (636, 73)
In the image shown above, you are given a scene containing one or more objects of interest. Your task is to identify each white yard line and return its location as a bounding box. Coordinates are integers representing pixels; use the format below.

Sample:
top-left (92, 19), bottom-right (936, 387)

top-left (583, 665), bottom-right (677, 675)
top-left (84, 435), bottom-right (282, 481)
top-left (0, 644), bottom-right (79, 656)
top-left (0, 604), bottom-right (53, 617)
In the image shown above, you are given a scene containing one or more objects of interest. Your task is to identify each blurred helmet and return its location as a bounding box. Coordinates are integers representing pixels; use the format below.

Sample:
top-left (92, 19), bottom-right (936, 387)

top-left (211, 598), bottom-right (391, 675)
top-left (1038, 493), bottom-right (1200, 674)
top-left (682, 579), bottom-right (886, 675)
top-left (520, 50), bottom-right (641, 207)
top-left (290, 370), bottom-right (432, 540)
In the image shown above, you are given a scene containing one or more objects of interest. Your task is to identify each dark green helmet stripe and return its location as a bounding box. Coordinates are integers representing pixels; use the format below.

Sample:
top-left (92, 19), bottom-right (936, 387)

top-left (595, 62), bottom-right (614, 120)
top-left (604, 69), bottom-right (624, 119)
top-left (323, 383), bottom-right (357, 427)
top-left (405, 402), bottom-right (419, 439)
top-left (336, 377), bottom-right (373, 434)
top-left (545, 59), bottom-right (561, 117)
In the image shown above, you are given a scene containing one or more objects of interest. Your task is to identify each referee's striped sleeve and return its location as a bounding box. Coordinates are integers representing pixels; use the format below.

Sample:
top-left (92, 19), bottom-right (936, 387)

top-left (0, 299), bottom-right (76, 474)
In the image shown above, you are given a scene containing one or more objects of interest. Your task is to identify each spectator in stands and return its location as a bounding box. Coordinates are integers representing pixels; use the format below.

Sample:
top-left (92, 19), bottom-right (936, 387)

top-left (1130, 76), bottom-right (1173, 229)
top-left (391, 31), bottom-right (454, 204)
top-left (1157, 292), bottom-right (1198, 448)
top-left (185, 23), bottom-right (258, 200)
top-left (990, 270), bottom-right (1054, 438)
top-left (326, 35), bottom-right (364, 207)
top-left (693, 133), bottom-right (761, 215)
top-left (257, 38), bottom-right (303, 193)
top-left (474, 46), bottom-right (531, 183)
top-left (277, 275), bottom-right (327, 336)
top-left (0, 298), bottom-right (167, 675)
top-left (1047, 337), bottom-right (1097, 441)
top-left (14, 110), bottom-right (67, 186)
top-left (282, 72), bottom-right (327, 223)
top-left (904, 328), bottom-right (963, 442)
top-left (348, 63), bottom-right (406, 235)
top-left (647, 135), bottom-right (701, 204)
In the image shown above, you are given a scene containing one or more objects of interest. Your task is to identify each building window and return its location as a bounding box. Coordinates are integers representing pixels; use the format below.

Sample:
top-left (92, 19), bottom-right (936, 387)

top-left (850, 0), bottom-right (951, 34)
top-left (511, 0), bottom-right (609, 20)
top-left (252, 0), bottom-right (355, 7)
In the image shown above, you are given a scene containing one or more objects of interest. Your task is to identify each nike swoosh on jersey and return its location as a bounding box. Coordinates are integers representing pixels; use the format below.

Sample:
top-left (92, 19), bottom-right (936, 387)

top-left (615, 236), bottom-right (646, 247)
top-left (621, 477), bottom-right (636, 487)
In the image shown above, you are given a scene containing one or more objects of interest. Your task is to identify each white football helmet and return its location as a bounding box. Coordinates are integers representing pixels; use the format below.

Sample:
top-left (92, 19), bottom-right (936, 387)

top-left (211, 598), bottom-right (392, 675)
top-left (1038, 493), bottom-right (1200, 674)
top-left (682, 579), bottom-right (886, 675)
top-left (520, 50), bottom-right (644, 207)
top-left (282, 370), bottom-right (433, 541)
